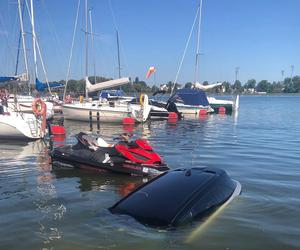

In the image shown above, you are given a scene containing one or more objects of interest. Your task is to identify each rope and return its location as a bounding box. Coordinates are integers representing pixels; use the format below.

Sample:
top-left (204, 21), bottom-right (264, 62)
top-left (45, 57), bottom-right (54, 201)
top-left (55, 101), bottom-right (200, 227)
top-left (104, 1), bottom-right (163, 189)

top-left (194, 0), bottom-right (203, 83)
top-left (64, 0), bottom-right (81, 100)
top-left (25, 0), bottom-right (53, 95)
top-left (171, 5), bottom-right (200, 95)
top-left (108, 0), bottom-right (130, 79)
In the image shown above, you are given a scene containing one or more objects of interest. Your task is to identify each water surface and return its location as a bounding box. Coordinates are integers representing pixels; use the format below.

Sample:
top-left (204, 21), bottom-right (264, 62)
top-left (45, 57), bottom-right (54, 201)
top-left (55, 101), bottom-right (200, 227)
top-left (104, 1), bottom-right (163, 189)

top-left (0, 95), bottom-right (299, 249)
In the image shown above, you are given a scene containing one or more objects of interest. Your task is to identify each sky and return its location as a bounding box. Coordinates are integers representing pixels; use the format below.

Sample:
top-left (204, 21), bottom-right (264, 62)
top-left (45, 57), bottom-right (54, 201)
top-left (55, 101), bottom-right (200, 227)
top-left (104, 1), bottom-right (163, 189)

top-left (0, 0), bottom-right (300, 86)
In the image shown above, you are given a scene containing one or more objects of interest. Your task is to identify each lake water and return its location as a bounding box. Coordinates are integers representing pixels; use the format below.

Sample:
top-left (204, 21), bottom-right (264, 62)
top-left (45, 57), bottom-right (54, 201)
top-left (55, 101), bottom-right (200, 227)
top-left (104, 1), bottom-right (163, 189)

top-left (0, 96), bottom-right (299, 250)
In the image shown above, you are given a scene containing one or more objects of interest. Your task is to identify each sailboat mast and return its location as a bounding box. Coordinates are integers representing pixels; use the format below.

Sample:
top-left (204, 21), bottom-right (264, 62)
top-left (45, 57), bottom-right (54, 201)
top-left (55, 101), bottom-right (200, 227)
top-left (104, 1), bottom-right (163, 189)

top-left (89, 8), bottom-right (96, 85)
top-left (194, 0), bottom-right (203, 84)
top-left (30, 0), bottom-right (38, 84)
top-left (116, 30), bottom-right (121, 78)
top-left (17, 0), bottom-right (29, 82)
top-left (85, 0), bottom-right (89, 99)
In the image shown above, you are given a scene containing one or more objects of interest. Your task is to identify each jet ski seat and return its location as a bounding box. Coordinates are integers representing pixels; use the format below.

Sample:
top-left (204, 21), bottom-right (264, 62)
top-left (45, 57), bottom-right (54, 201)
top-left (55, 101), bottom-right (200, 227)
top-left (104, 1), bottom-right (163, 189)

top-left (76, 132), bottom-right (112, 150)
top-left (97, 137), bottom-right (110, 147)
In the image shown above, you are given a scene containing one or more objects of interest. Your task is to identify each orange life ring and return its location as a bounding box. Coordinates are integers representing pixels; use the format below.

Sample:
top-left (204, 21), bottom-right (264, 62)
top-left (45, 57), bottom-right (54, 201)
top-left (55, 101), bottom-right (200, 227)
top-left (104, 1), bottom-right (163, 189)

top-left (32, 98), bottom-right (46, 116)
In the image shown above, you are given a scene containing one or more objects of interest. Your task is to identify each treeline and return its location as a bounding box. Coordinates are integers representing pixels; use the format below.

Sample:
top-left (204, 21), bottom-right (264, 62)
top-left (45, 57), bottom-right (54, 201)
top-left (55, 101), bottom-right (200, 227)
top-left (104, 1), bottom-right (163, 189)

top-left (2, 75), bottom-right (300, 95)
top-left (5, 75), bottom-right (297, 96)
top-left (61, 76), bottom-right (300, 95)
top-left (213, 77), bottom-right (300, 94)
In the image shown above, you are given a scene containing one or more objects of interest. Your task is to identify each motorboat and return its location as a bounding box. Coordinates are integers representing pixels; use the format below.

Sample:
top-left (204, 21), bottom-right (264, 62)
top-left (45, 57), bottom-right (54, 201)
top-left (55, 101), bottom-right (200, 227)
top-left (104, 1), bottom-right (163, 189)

top-left (110, 167), bottom-right (241, 228)
top-left (50, 132), bottom-right (169, 176)
top-left (161, 88), bottom-right (214, 116)
top-left (193, 82), bottom-right (239, 114)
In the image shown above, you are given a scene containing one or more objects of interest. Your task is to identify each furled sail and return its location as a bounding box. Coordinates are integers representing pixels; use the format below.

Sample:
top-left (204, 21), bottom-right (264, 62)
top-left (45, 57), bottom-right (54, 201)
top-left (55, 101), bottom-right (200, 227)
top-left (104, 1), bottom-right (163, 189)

top-left (86, 77), bottom-right (130, 93)
top-left (35, 78), bottom-right (64, 92)
top-left (193, 82), bottom-right (223, 90)
top-left (0, 73), bottom-right (28, 86)
top-left (0, 76), bottom-right (18, 82)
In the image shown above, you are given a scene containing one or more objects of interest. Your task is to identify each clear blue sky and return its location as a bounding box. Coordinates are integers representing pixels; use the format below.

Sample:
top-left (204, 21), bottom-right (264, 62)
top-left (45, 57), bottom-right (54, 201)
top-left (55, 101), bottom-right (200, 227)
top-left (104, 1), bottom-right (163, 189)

top-left (0, 0), bottom-right (300, 85)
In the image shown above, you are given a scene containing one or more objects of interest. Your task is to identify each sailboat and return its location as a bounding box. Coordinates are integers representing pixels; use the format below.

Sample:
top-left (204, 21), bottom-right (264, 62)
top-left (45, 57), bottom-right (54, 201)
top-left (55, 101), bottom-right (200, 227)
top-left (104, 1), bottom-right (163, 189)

top-left (0, 103), bottom-right (46, 140)
top-left (62, 0), bottom-right (150, 123)
top-left (5, 0), bottom-right (63, 118)
top-left (0, 0), bottom-right (47, 140)
top-left (169, 0), bottom-right (239, 115)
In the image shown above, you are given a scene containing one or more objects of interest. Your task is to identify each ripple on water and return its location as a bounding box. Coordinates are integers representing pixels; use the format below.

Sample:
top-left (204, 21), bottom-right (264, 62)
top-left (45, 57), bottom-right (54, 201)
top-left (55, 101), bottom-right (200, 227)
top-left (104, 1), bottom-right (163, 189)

top-left (1, 96), bottom-right (300, 249)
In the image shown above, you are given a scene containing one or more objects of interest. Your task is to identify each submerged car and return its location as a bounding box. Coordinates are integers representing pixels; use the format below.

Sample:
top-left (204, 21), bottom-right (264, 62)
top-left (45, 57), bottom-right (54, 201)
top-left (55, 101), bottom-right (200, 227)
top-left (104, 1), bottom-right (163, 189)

top-left (110, 167), bottom-right (241, 228)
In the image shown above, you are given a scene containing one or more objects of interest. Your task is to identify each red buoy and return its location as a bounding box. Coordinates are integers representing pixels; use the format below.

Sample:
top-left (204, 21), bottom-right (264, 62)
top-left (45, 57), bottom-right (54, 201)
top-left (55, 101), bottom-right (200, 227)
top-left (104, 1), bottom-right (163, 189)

top-left (122, 117), bottom-right (135, 125)
top-left (199, 109), bottom-right (207, 116)
top-left (51, 134), bottom-right (65, 142)
top-left (168, 112), bottom-right (178, 119)
top-left (218, 106), bottom-right (226, 114)
top-left (123, 124), bottom-right (134, 133)
top-left (50, 125), bottom-right (66, 135)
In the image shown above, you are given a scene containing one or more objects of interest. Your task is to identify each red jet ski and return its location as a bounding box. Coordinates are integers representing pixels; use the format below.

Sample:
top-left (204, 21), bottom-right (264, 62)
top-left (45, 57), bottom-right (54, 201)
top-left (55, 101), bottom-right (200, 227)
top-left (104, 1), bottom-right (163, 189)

top-left (50, 132), bottom-right (169, 176)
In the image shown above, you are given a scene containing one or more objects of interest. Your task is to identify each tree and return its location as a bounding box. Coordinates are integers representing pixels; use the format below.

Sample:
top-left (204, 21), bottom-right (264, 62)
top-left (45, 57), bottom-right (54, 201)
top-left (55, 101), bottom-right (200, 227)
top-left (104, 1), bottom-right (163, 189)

top-left (244, 79), bottom-right (256, 89)
top-left (256, 80), bottom-right (270, 92)
top-left (222, 81), bottom-right (232, 94)
top-left (151, 85), bottom-right (159, 93)
top-left (185, 82), bottom-right (192, 88)
top-left (232, 80), bottom-right (243, 93)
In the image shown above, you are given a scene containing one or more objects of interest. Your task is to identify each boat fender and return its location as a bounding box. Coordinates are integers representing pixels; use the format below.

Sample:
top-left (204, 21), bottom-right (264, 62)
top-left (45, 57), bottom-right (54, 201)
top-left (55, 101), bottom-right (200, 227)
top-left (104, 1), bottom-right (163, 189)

top-left (140, 93), bottom-right (145, 106)
top-left (199, 109), bottom-right (207, 116)
top-left (65, 95), bottom-right (73, 103)
top-left (218, 106), bottom-right (226, 114)
top-left (32, 98), bottom-right (46, 116)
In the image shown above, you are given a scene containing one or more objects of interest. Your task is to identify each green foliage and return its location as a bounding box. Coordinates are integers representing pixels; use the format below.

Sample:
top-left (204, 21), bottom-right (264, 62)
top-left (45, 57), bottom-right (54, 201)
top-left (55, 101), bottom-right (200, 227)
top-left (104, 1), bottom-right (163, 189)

top-left (244, 79), bottom-right (256, 89)
top-left (232, 80), bottom-right (243, 93)
top-left (185, 82), bottom-right (193, 88)
top-left (4, 74), bottom-right (300, 97)
top-left (256, 80), bottom-right (269, 92)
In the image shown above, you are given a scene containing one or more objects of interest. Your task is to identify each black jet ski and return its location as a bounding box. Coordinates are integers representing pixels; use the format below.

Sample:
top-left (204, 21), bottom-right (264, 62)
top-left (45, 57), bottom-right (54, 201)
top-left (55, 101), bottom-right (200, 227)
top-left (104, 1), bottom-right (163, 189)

top-left (50, 132), bottom-right (169, 176)
top-left (110, 167), bottom-right (241, 228)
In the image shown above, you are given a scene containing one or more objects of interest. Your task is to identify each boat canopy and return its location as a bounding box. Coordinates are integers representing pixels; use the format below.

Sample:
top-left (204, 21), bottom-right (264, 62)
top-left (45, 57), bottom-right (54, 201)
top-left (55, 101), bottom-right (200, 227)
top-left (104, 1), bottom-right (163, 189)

top-left (0, 76), bottom-right (18, 84)
top-left (169, 88), bottom-right (209, 106)
top-left (35, 78), bottom-right (64, 92)
top-left (99, 90), bottom-right (125, 99)
top-left (86, 77), bottom-right (130, 93)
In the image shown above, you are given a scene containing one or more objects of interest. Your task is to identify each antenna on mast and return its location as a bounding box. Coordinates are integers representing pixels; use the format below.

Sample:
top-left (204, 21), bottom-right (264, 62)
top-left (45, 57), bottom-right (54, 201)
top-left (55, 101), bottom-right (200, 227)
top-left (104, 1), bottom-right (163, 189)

top-left (290, 65), bottom-right (294, 85)
top-left (235, 67), bottom-right (240, 82)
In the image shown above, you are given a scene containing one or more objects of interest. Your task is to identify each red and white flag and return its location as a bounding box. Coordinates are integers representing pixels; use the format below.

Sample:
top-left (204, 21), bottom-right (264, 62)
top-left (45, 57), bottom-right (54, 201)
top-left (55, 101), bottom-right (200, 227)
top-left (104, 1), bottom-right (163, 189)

top-left (146, 66), bottom-right (156, 78)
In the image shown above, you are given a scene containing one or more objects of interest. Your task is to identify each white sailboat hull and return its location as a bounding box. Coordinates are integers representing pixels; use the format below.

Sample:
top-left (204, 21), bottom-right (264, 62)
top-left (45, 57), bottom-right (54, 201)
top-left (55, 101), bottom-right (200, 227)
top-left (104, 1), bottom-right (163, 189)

top-left (62, 102), bottom-right (133, 123)
top-left (0, 112), bottom-right (44, 140)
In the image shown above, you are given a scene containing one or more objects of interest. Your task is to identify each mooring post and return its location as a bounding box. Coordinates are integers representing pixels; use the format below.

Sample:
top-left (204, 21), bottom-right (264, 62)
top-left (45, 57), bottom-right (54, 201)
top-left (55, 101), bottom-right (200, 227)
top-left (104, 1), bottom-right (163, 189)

top-left (89, 110), bottom-right (93, 131)
top-left (96, 111), bottom-right (100, 132)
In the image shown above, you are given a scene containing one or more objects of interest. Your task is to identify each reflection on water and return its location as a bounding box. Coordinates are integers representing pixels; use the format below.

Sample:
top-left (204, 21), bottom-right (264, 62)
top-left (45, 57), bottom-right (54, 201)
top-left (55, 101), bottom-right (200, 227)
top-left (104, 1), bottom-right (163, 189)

top-left (35, 145), bottom-right (65, 248)
top-left (0, 96), bottom-right (300, 249)
top-left (52, 169), bottom-right (147, 196)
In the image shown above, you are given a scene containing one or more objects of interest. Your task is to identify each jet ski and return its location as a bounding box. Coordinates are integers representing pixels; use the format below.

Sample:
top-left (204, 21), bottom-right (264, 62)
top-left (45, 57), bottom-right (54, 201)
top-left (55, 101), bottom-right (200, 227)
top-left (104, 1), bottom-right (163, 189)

top-left (50, 132), bottom-right (169, 176)
top-left (110, 167), bottom-right (241, 228)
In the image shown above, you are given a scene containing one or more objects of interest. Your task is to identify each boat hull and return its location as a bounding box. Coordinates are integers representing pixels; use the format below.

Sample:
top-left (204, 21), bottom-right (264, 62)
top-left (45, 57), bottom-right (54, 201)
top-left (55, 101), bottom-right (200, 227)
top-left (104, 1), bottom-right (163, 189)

top-left (62, 103), bottom-right (132, 123)
top-left (0, 112), bottom-right (43, 140)
top-left (207, 97), bottom-right (234, 114)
